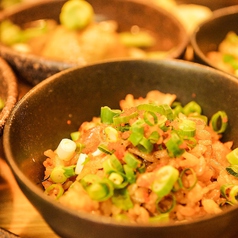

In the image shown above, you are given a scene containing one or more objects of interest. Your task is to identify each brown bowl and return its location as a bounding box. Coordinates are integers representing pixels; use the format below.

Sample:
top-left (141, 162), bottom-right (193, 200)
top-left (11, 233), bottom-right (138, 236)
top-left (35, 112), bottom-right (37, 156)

top-left (0, 57), bottom-right (18, 136)
top-left (0, 0), bottom-right (188, 85)
top-left (190, 5), bottom-right (238, 76)
top-left (3, 59), bottom-right (238, 238)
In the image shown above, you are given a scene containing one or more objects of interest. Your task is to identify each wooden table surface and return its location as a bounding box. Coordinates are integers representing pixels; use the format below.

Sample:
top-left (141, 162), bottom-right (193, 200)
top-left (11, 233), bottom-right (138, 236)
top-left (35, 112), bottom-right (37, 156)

top-left (0, 80), bottom-right (60, 238)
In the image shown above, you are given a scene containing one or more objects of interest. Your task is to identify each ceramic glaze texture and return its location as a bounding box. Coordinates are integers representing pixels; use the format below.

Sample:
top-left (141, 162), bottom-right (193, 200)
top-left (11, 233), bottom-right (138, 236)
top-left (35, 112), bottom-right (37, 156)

top-left (0, 57), bottom-right (18, 136)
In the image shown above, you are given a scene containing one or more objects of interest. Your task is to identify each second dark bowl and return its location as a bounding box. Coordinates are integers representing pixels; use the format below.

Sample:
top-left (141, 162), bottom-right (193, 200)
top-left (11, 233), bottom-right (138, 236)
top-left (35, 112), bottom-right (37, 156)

top-left (191, 5), bottom-right (238, 76)
top-left (0, 0), bottom-right (188, 85)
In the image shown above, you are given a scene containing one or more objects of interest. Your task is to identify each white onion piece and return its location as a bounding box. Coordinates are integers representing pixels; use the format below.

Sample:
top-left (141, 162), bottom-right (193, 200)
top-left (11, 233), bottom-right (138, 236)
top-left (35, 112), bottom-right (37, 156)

top-left (75, 153), bottom-right (87, 174)
top-left (56, 138), bottom-right (76, 161)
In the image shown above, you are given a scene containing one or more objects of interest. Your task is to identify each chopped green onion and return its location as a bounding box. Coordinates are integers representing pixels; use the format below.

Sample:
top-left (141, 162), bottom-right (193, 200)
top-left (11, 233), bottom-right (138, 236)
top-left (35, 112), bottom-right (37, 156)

top-left (105, 126), bottom-right (118, 142)
top-left (124, 152), bottom-right (140, 169)
top-left (183, 101), bottom-right (202, 116)
top-left (152, 165), bottom-right (179, 198)
top-left (178, 168), bottom-right (197, 190)
top-left (70, 131), bottom-right (80, 141)
top-left (221, 184), bottom-right (238, 205)
top-left (149, 213), bottom-right (170, 223)
top-left (113, 111), bottom-right (138, 125)
top-left (128, 121), bottom-right (144, 146)
top-left (50, 165), bottom-right (76, 183)
top-left (226, 148), bottom-right (238, 165)
top-left (111, 188), bottom-right (133, 210)
top-left (108, 172), bottom-right (124, 185)
top-left (229, 186), bottom-right (238, 204)
top-left (144, 111), bottom-right (158, 126)
top-left (44, 184), bottom-right (64, 199)
top-left (59, 0), bottom-right (94, 30)
top-left (226, 165), bottom-right (238, 178)
top-left (148, 131), bottom-right (160, 144)
top-left (123, 164), bottom-right (136, 184)
top-left (137, 162), bottom-right (146, 174)
top-left (137, 137), bottom-right (153, 154)
top-left (98, 144), bottom-right (113, 155)
top-left (119, 31), bottom-right (155, 48)
top-left (156, 193), bottom-right (176, 213)
top-left (81, 175), bottom-right (114, 201)
top-left (171, 102), bottom-right (183, 116)
top-left (178, 119), bottom-right (196, 137)
top-left (56, 138), bottom-right (77, 161)
top-left (103, 154), bottom-right (124, 174)
top-left (210, 111), bottom-right (228, 133)
top-left (100, 106), bottom-right (121, 124)
top-left (137, 104), bottom-right (174, 120)
top-left (184, 137), bottom-right (197, 149)
top-left (108, 172), bottom-right (128, 189)
top-left (165, 132), bottom-right (184, 158)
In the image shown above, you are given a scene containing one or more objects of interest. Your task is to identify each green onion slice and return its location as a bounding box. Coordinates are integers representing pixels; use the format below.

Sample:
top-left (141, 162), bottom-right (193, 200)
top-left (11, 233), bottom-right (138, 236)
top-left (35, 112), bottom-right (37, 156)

top-left (100, 106), bottom-right (121, 124)
top-left (178, 119), bottom-right (196, 137)
top-left (226, 148), bottom-right (238, 165)
top-left (220, 184), bottom-right (238, 204)
top-left (123, 164), bottom-right (136, 184)
top-left (81, 175), bottom-right (114, 201)
top-left (108, 172), bottom-right (128, 189)
top-left (151, 165), bottom-right (179, 198)
top-left (178, 168), bottom-right (197, 190)
top-left (44, 184), bottom-right (64, 200)
top-left (111, 188), bottom-right (133, 210)
top-left (226, 165), bottom-right (238, 178)
top-left (137, 103), bottom-right (174, 121)
top-left (50, 165), bottom-right (76, 183)
top-left (156, 193), bottom-right (176, 213)
top-left (143, 111), bottom-right (158, 126)
top-left (98, 144), bottom-right (114, 155)
top-left (124, 152), bottom-right (141, 169)
top-left (128, 121), bottom-right (144, 146)
top-left (165, 132), bottom-right (184, 158)
top-left (149, 213), bottom-right (170, 223)
top-left (103, 154), bottom-right (124, 174)
top-left (210, 110), bottom-right (228, 134)
top-left (148, 131), bottom-right (160, 144)
top-left (183, 101), bottom-right (202, 116)
top-left (137, 137), bottom-right (154, 154)
top-left (113, 111), bottom-right (138, 125)
top-left (59, 0), bottom-right (94, 30)
top-left (70, 131), bottom-right (80, 141)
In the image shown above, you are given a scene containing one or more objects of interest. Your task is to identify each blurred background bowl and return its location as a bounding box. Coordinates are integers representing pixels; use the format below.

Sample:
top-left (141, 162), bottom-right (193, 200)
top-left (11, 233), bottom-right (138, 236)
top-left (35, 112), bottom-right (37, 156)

top-left (0, 0), bottom-right (188, 85)
top-left (0, 57), bottom-right (18, 137)
top-left (190, 5), bottom-right (238, 76)
top-left (3, 59), bottom-right (238, 238)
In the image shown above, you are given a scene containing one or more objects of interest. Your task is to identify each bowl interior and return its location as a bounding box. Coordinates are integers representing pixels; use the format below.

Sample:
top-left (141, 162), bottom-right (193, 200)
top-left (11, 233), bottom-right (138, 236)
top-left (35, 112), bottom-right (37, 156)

top-left (191, 6), bottom-right (238, 69)
top-left (3, 59), bottom-right (238, 238)
top-left (0, 0), bottom-right (188, 85)
top-left (0, 57), bottom-right (18, 136)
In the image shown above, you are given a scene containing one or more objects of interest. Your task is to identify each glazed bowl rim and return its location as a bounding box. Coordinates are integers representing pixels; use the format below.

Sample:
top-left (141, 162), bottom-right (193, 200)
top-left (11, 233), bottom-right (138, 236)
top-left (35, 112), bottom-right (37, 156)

top-left (190, 5), bottom-right (238, 74)
top-left (0, 57), bottom-right (18, 136)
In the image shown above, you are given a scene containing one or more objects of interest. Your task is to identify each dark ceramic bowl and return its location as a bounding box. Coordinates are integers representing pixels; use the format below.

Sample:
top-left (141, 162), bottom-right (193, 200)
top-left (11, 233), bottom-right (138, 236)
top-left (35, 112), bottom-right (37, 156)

top-left (3, 59), bottom-right (238, 238)
top-left (190, 5), bottom-right (238, 76)
top-left (0, 0), bottom-right (188, 86)
top-left (0, 57), bottom-right (18, 136)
